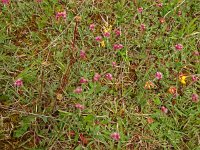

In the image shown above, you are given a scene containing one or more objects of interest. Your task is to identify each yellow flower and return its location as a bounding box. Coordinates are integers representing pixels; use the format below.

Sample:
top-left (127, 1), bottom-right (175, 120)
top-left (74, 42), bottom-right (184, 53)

top-left (56, 93), bottom-right (63, 101)
top-left (100, 40), bottom-right (105, 47)
top-left (103, 24), bottom-right (112, 33)
top-left (144, 81), bottom-right (154, 89)
top-left (179, 75), bottom-right (187, 85)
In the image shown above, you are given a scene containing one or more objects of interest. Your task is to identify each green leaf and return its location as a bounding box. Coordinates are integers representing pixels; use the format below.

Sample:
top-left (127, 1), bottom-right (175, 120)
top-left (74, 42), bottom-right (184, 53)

top-left (74, 145), bottom-right (82, 150)
top-left (14, 124), bottom-right (29, 138)
top-left (185, 18), bottom-right (197, 34)
top-left (58, 110), bottom-right (73, 116)
top-left (17, 67), bottom-right (38, 84)
top-left (84, 114), bottom-right (95, 123)
top-left (153, 97), bottom-right (161, 105)
top-left (0, 94), bottom-right (9, 102)
top-left (22, 116), bottom-right (35, 124)
top-left (150, 122), bottom-right (159, 130)
top-left (174, 106), bottom-right (187, 117)
top-left (40, 116), bottom-right (48, 123)
top-left (56, 51), bottom-right (64, 59)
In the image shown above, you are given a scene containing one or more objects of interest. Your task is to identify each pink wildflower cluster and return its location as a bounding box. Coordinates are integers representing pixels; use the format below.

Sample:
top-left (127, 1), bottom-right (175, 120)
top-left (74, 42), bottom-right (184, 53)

top-left (115, 29), bottom-right (121, 36)
top-left (79, 77), bottom-right (88, 84)
top-left (1, 0), bottom-right (9, 4)
top-left (56, 11), bottom-right (66, 20)
top-left (73, 73), bottom-right (102, 94)
top-left (161, 106), bottom-right (168, 114)
top-left (192, 75), bottom-right (198, 82)
top-left (112, 62), bottom-right (117, 67)
top-left (103, 32), bottom-right (110, 37)
top-left (89, 23), bottom-right (95, 31)
top-left (157, 3), bottom-right (163, 7)
top-left (113, 44), bottom-right (123, 50)
top-left (95, 36), bottom-right (102, 42)
top-left (155, 72), bottom-right (163, 80)
top-left (140, 24), bottom-right (146, 31)
top-left (75, 104), bottom-right (84, 110)
top-left (110, 132), bottom-right (120, 141)
top-left (178, 10), bottom-right (182, 16)
top-left (193, 51), bottom-right (199, 56)
top-left (93, 73), bottom-right (101, 82)
top-left (74, 87), bottom-right (83, 94)
top-left (175, 44), bottom-right (183, 51)
top-left (138, 7), bottom-right (143, 13)
top-left (80, 50), bottom-right (86, 59)
top-left (192, 94), bottom-right (199, 103)
top-left (14, 79), bottom-right (23, 87)
top-left (105, 73), bottom-right (113, 81)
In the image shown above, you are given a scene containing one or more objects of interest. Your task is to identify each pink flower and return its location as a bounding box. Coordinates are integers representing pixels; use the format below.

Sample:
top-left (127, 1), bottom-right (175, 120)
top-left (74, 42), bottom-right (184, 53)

top-left (155, 72), bottom-right (163, 80)
top-left (75, 104), bottom-right (84, 110)
top-left (161, 106), bottom-right (168, 114)
top-left (118, 44), bottom-right (123, 49)
top-left (193, 51), bottom-right (199, 56)
top-left (14, 79), bottom-right (23, 87)
top-left (177, 10), bottom-right (182, 16)
top-left (175, 44), bottom-right (183, 51)
top-left (93, 73), bottom-right (101, 82)
top-left (103, 32), bottom-right (110, 37)
top-left (89, 23), bottom-right (95, 31)
top-left (74, 87), bottom-right (83, 94)
top-left (192, 75), bottom-right (198, 82)
top-left (140, 24), bottom-right (146, 31)
top-left (138, 7), bottom-right (143, 13)
top-left (105, 73), bottom-right (113, 81)
top-left (79, 77), bottom-right (88, 84)
top-left (110, 132), bottom-right (120, 141)
top-left (80, 50), bottom-right (86, 59)
top-left (95, 36), bottom-right (102, 42)
top-left (159, 18), bottom-right (165, 24)
top-left (113, 45), bottom-right (117, 50)
top-left (112, 62), bottom-right (117, 67)
top-left (113, 44), bottom-right (123, 50)
top-left (115, 29), bottom-right (121, 36)
top-left (56, 11), bottom-right (66, 20)
top-left (192, 94), bottom-right (199, 103)
top-left (157, 3), bottom-right (163, 7)
top-left (1, 0), bottom-right (9, 4)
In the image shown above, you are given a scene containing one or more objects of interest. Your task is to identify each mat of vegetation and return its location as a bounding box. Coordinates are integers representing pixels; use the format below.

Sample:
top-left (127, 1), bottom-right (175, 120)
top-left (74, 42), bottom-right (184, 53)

top-left (0, 0), bottom-right (200, 149)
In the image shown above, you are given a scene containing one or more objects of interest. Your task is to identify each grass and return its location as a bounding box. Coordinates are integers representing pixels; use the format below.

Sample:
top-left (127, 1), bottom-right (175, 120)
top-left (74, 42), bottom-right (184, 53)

top-left (0, 0), bottom-right (200, 149)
